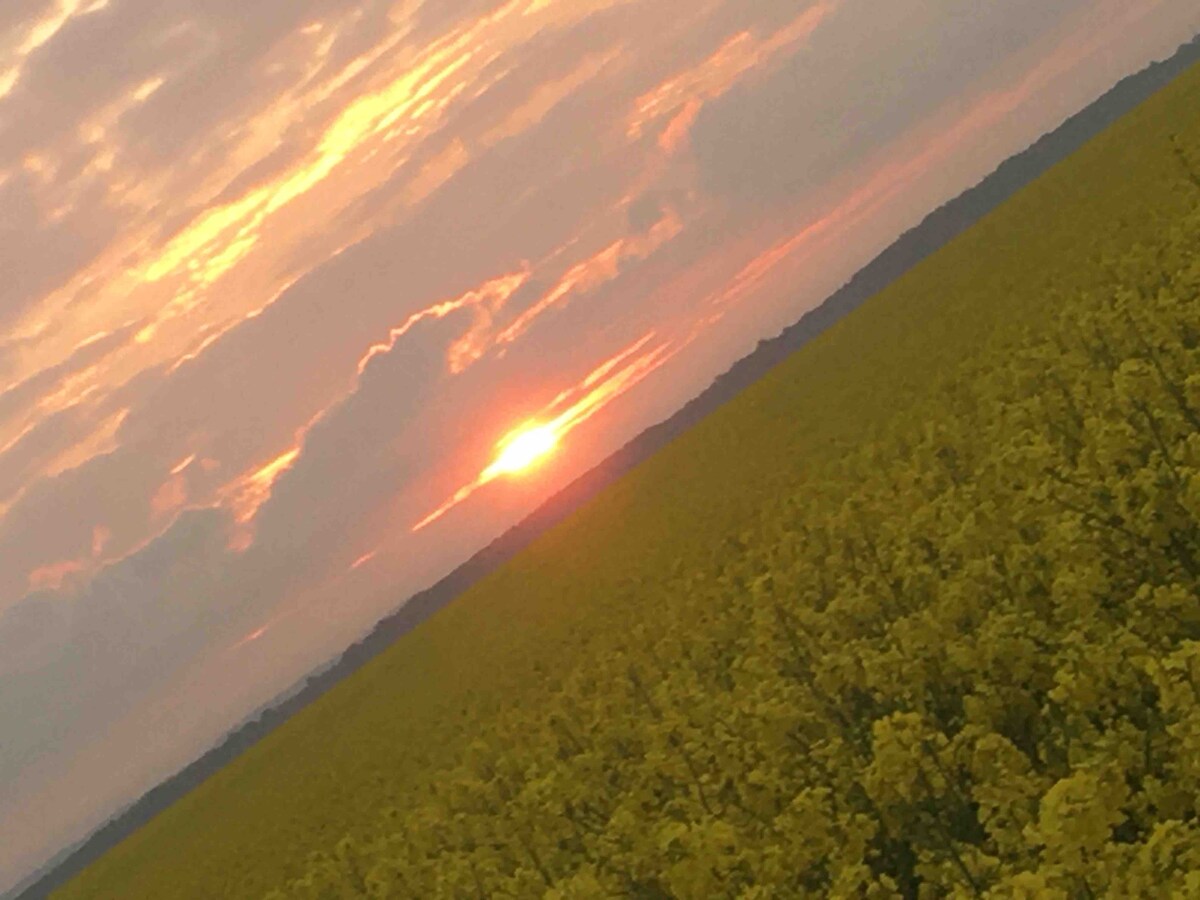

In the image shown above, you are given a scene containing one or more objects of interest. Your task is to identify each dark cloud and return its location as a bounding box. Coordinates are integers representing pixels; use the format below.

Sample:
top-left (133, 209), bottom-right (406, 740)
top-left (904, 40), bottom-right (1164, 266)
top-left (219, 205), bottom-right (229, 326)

top-left (205, 121), bottom-right (322, 207)
top-left (0, 507), bottom-right (237, 785)
top-left (0, 354), bottom-right (179, 598)
top-left (0, 407), bottom-right (93, 507)
top-left (0, 171), bottom-right (118, 328)
top-left (627, 189), bottom-right (690, 232)
top-left (310, 0), bottom-right (399, 73)
top-left (0, 443), bottom-right (160, 602)
top-left (112, 217), bottom-right (504, 488)
top-left (0, 5), bottom-right (175, 157)
top-left (240, 312), bottom-right (463, 598)
top-left (0, 320), bottom-right (141, 423)
top-left (691, 0), bottom-right (1090, 207)
top-left (0, 589), bottom-right (66, 680)
top-left (0, 0), bottom-right (389, 165)
top-left (314, 61), bottom-right (637, 267)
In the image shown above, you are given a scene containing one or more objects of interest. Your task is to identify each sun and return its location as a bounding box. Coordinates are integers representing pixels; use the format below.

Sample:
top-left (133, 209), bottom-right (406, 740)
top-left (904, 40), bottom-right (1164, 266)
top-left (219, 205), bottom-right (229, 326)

top-left (486, 423), bottom-right (559, 477)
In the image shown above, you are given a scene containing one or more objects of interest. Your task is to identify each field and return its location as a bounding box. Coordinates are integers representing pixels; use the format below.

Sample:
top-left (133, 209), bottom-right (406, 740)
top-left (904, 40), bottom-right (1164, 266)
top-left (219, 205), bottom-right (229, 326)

top-left (54, 58), bottom-right (1200, 898)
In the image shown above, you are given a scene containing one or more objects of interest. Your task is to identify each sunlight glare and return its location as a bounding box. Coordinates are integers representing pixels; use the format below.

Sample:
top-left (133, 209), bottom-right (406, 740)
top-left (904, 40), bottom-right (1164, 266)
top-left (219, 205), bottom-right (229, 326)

top-left (485, 423), bottom-right (559, 477)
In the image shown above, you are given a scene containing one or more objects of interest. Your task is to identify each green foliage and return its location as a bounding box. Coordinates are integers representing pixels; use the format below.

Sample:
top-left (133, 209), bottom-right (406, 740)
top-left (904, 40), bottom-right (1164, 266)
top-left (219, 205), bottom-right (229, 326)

top-left (56, 55), bottom-right (1200, 900)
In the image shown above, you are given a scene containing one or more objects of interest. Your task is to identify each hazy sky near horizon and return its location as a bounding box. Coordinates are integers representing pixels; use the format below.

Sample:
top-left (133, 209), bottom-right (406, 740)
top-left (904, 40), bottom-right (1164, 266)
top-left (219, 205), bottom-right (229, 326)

top-left (1, 0), bottom-right (1198, 888)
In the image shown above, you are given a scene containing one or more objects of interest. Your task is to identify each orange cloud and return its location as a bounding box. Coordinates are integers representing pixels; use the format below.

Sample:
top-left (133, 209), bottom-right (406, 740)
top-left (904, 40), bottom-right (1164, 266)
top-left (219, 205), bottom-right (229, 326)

top-left (0, 422), bottom-right (37, 461)
top-left (39, 406), bottom-right (130, 482)
top-left (223, 447), bottom-right (300, 550)
top-left (168, 327), bottom-right (239, 375)
top-left (348, 550), bottom-right (377, 571)
top-left (359, 266), bottom-right (532, 375)
top-left (2, 0), bottom-right (575, 406)
top-left (135, 22), bottom-right (490, 295)
top-left (230, 623), bottom-right (270, 651)
top-left (627, 2), bottom-right (838, 141)
top-left (0, 0), bottom-right (105, 100)
top-left (482, 46), bottom-right (625, 147)
top-left (27, 558), bottom-right (86, 593)
top-left (169, 453), bottom-right (197, 476)
top-left (402, 138), bottom-right (472, 208)
top-left (496, 206), bottom-right (683, 347)
top-left (150, 475), bottom-right (189, 519)
top-left (122, 0), bottom-right (609, 331)
top-left (91, 525), bottom-right (112, 558)
top-left (0, 0), bottom-right (665, 524)
top-left (202, 265), bottom-right (532, 553)
top-left (658, 98), bottom-right (703, 155)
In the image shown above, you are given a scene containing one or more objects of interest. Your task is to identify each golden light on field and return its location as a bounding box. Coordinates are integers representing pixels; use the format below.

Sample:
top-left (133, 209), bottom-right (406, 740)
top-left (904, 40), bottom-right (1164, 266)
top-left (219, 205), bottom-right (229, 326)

top-left (483, 423), bottom-right (560, 478)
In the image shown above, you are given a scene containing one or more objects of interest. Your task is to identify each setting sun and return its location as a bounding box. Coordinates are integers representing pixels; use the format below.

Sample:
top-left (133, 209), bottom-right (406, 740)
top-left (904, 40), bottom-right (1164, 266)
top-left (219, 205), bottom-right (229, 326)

top-left (411, 333), bottom-right (674, 533)
top-left (485, 423), bottom-right (559, 477)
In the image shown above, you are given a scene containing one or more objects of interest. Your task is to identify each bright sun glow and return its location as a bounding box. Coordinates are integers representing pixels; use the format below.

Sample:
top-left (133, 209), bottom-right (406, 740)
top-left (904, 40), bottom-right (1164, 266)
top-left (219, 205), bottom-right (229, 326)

top-left (485, 423), bottom-right (559, 477)
top-left (412, 331), bottom-right (673, 533)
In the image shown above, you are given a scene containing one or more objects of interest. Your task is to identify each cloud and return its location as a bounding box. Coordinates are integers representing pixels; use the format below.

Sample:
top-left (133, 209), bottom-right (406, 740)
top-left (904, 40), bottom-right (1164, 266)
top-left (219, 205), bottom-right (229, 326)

top-left (0, 170), bottom-right (119, 329)
top-left (0, 507), bottom-right (238, 788)
top-left (0, 362), bottom-right (185, 602)
top-left (0, 588), bottom-right (66, 680)
top-left (410, 0), bottom-right (508, 42)
top-left (0, 447), bottom-right (147, 601)
top-left (0, 320), bottom-right (140, 423)
top-left (108, 192), bottom-right (535, 497)
top-left (0, 3), bottom-right (662, 604)
top-left (0, 407), bottom-right (96, 507)
top-left (627, 189), bottom-right (687, 231)
top-left (1, 1), bottom-right (372, 159)
top-left (203, 120), bottom-right (324, 208)
top-left (690, 0), bottom-right (1090, 208)
top-left (236, 303), bottom-right (477, 598)
top-left (0, 1), bottom-right (55, 41)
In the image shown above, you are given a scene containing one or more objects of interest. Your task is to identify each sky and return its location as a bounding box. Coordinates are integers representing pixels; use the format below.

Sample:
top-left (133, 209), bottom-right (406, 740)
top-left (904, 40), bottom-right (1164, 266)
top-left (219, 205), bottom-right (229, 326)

top-left (1, 0), bottom-right (1198, 889)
